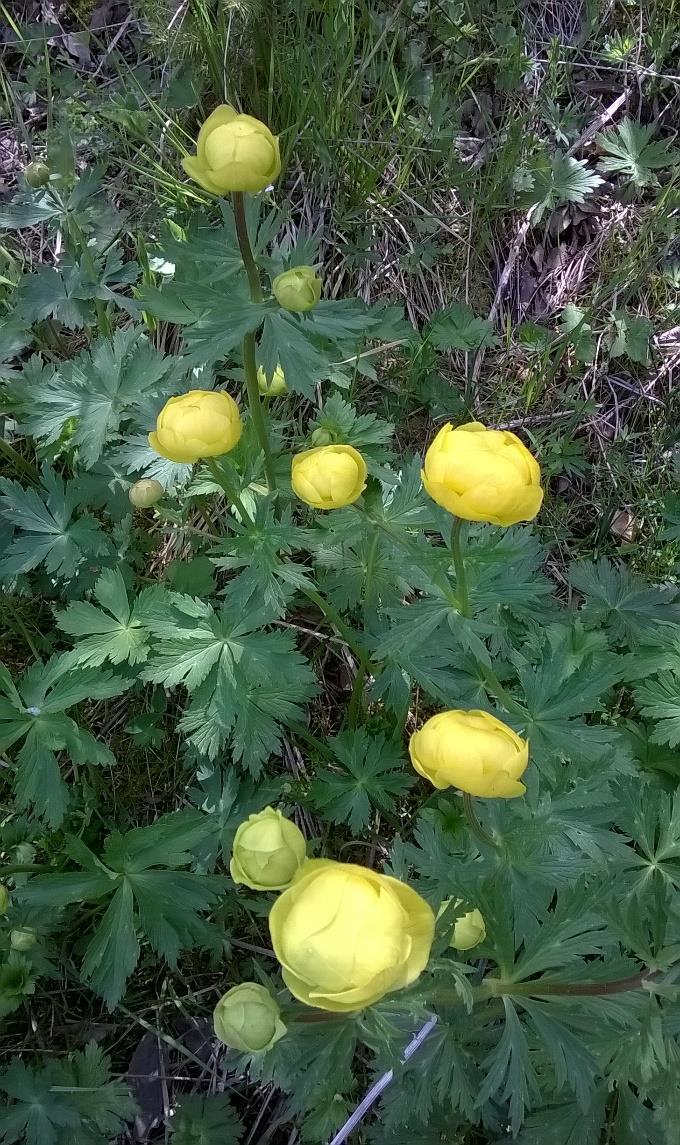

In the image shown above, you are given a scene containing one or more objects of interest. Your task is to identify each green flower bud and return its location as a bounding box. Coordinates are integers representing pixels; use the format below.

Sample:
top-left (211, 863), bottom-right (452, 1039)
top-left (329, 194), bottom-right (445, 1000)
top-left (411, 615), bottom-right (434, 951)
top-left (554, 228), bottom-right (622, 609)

top-left (439, 898), bottom-right (486, 951)
top-left (230, 806), bottom-right (306, 891)
top-left (257, 364), bottom-right (287, 396)
top-left (272, 266), bottom-right (322, 313)
top-left (10, 927), bottom-right (37, 952)
top-left (0, 886), bottom-right (9, 914)
top-left (310, 427), bottom-right (333, 447)
top-left (129, 479), bottom-right (164, 508)
top-left (213, 982), bottom-right (286, 1053)
top-left (25, 161), bottom-right (50, 188)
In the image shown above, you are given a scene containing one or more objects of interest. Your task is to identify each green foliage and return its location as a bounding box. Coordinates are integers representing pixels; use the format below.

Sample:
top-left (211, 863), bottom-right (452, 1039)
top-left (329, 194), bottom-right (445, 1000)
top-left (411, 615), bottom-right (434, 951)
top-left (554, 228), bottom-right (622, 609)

top-left (168, 1093), bottom-right (243, 1145)
top-left (0, 1043), bottom-right (135, 1145)
top-left (597, 119), bottom-right (680, 187)
top-left (18, 811), bottom-right (223, 1006)
top-left (310, 729), bottom-right (414, 831)
top-left (519, 151), bottom-right (603, 222)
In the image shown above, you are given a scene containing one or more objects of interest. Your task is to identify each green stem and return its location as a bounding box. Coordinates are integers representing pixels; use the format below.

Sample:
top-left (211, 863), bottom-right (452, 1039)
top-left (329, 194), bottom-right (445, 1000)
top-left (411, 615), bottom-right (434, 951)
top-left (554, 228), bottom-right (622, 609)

top-left (450, 517), bottom-right (469, 617)
top-left (206, 459), bottom-right (253, 526)
top-left (480, 663), bottom-right (527, 720)
top-left (232, 192), bottom-right (263, 303)
top-left (347, 528), bottom-right (379, 728)
top-left (483, 969), bottom-right (652, 999)
top-left (1, 863), bottom-right (52, 876)
top-left (231, 193), bottom-right (277, 493)
top-left (463, 792), bottom-right (498, 849)
top-left (299, 585), bottom-right (366, 663)
top-left (0, 437), bottom-right (40, 483)
top-left (4, 599), bottom-right (40, 660)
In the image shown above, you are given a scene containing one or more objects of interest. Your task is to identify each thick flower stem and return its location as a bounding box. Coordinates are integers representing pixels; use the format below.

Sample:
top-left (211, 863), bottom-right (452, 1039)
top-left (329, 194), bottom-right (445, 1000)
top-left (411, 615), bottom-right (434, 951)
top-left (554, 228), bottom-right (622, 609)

top-left (463, 792), bottom-right (498, 849)
top-left (231, 192), bottom-right (277, 493)
top-left (450, 517), bottom-right (470, 617)
top-left (206, 459), bottom-right (253, 526)
top-left (347, 528), bottom-right (379, 728)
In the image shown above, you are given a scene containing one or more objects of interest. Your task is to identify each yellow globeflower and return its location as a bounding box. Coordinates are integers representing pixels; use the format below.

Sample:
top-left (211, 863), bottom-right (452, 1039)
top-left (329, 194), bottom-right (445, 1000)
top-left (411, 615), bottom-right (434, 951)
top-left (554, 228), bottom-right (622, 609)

top-left (409, 709), bottom-right (529, 798)
top-left (257, 364), bottom-right (287, 396)
top-left (182, 105), bottom-right (281, 195)
top-left (230, 807), bottom-right (306, 891)
top-left (269, 859), bottom-right (435, 1012)
top-left (272, 267), bottom-right (322, 313)
top-left (213, 983), bottom-right (286, 1053)
top-left (439, 900), bottom-right (486, 951)
top-left (129, 479), bottom-right (164, 508)
top-left (422, 422), bottom-right (543, 526)
top-left (149, 390), bottom-right (242, 464)
top-left (291, 444), bottom-right (367, 510)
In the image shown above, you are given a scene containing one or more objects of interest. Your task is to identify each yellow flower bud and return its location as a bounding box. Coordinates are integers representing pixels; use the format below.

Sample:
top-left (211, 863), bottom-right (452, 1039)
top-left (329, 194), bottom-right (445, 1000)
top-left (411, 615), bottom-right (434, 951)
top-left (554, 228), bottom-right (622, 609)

top-left (213, 982), bottom-right (286, 1053)
top-left (439, 899), bottom-right (486, 951)
top-left (230, 807), bottom-right (306, 891)
top-left (129, 479), bottom-right (164, 508)
top-left (310, 427), bottom-right (333, 447)
top-left (182, 105), bottom-right (281, 195)
top-left (149, 390), bottom-right (242, 464)
top-left (25, 161), bottom-right (50, 188)
top-left (422, 422), bottom-right (543, 526)
top-left (10, 927), bottom-right (37, 952)
top-left (272, 267), bottom-right (322, 313)
top-left (269, 859), bottom-right (435, 1012)
top-left (257, 364), bottom-right (287, 396)
top-left (0, 885), bottom-right (9, 914)
top-left (291, 444), bottom-right (367, 510)
top-left (409, 709), bottom-right (529, 799)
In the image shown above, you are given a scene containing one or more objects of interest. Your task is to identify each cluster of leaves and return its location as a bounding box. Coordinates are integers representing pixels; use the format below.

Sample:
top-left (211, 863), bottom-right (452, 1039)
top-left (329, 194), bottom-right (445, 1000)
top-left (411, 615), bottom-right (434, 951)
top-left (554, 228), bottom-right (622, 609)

top-left (0, 97), bottom-right (679, 1145)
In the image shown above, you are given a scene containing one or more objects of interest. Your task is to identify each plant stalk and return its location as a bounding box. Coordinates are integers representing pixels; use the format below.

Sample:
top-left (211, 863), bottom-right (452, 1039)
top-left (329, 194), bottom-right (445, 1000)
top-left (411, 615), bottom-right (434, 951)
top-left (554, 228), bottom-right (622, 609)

top-left (231, 192), bottom-right (277, 493)
top-left (462, 791), bottom-right (498, 849)
top-left (347, 528), bottom-right (379, 728)
top-left (450, 517), bottom-right (470, 617)
top-left (206, 458), bottom-right (253, 526)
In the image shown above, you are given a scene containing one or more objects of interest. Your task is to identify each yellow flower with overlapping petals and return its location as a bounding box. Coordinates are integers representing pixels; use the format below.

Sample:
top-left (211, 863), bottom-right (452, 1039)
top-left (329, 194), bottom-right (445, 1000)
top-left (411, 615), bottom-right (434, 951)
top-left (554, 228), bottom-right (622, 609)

top-left (269, 859), bottom-right (435, 1012)
top-left (149, 390), bottom-right (242, 464)
top-left (273, 267), bottom-right (322, 313)
top-left (182, 105), bottom-right (281, 195)
top-left (422, 422), bottom-right (543, 526)
top-left (291, 444), bottom-right (367, 510)
top-left (409, 709), bottom-right (529, 798)
top-left (230, 807), bottom-right (306, 891)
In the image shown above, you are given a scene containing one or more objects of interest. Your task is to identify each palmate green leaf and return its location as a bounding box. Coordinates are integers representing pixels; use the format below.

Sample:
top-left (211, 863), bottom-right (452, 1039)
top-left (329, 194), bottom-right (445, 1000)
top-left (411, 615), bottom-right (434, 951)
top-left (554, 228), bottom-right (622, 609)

top-left (616, 781), bottom-right (680, 895)
top-left (426, 301), bottom-right (497, 351)
top-left (0, 657), bottom-right (131, 827)
top-left (0, 1058), bottom-right (80, 1145)
top-left (0, 466), bottom-right (111, 582)
top-left (0, 1043), bottom-right (135, 1145)
top-left (310, 729), bottom-right (414, 832)
top-left (259, 310), bottom-right (332, 398)
top-left (142, 589), bottom-right (317, 766)
top-left (15, 263), bottom-right (93, 330)
top-left (635, 673), bottom-right (680, 747)
top-left (559, 304), bottom-right (595, 363)
top-left (13, 328), bottom-right (180, 468)
top-left (211, 503), bottom-right (315, 612)
top-left (509, 1091), bottom-right (606, 1145)
top-left (140, 280), bottom-right (263, 367)
top-left (609, 310), bottom-right (653, 364)
top-left (57, 568), bottom-right (164, 667)
top-left (520, 1000), bottom-right (599, 1108)
top-left (309, 393), bottom-right (394, 451)
top-left (570, 557), bottom-right (680, 642)
top-left (190, 768), bottom-right (282, 868)
top-left (516, 641), bottom-right (625, 779)
top-left (476, 997), bottom-right (540, 1134)
top-left (518, 152), bottom-right (603, 222)
top-left (20, 810), bottom-right (222, 1007)
top-left (597, 118), bottom-right (680, 187)
top-left (169, 1093), bottom-right (243, 1145)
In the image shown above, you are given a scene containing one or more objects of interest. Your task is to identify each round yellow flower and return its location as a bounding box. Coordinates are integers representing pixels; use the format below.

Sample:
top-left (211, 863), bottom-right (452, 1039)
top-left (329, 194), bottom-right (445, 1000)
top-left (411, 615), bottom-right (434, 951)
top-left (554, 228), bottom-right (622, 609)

top-left (291, 444), bottom-right (367, 510)
top-left (10, 927), bottom-right (37, 952)
top-left (422, 422), bottom-right (543, 526)
top-left (269, 859), bottom-right (435, 1012)
top-left (272, 267), bottom-right (322, 313)
top-left (409, 709), bottom-right (529, 798)
top-left (148, 390), bottom-right (242, 464)
top-left (128, 479), bottom-right (164, 508)
top-left (182, 105), bottom-right (281, 195)
top-left (213, 983), bottom-right (286, 1053)
top-left (230, 807), bottom-right (306, 891)
top-left (439, 900), bottom-right (486, 951)
top-left (257, 364), bottom-right (287, 396)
